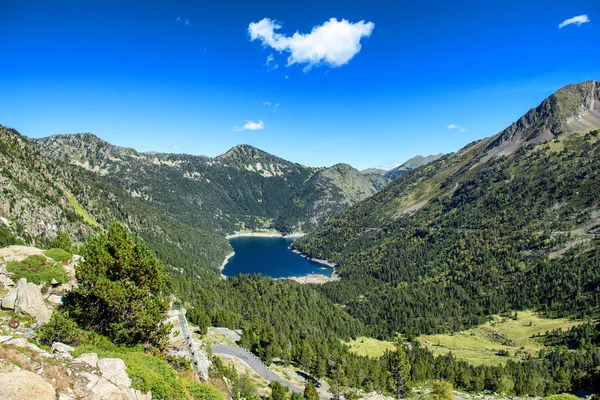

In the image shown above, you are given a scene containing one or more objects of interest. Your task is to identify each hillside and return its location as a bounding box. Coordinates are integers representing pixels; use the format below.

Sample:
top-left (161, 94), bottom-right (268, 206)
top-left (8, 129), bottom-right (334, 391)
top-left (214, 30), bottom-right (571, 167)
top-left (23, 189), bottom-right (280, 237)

top-left (33, 135), bottom-right (378, 234)
top-left (0, 126), bottom-right (231, 281)
top-left (294, 81), bottom-right (600, 338)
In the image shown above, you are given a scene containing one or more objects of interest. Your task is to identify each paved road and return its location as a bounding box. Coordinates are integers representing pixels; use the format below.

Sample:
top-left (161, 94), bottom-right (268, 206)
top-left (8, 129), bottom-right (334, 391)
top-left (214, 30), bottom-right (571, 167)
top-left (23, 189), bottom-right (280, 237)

top-left (211, 345), bottom-right (305, 395)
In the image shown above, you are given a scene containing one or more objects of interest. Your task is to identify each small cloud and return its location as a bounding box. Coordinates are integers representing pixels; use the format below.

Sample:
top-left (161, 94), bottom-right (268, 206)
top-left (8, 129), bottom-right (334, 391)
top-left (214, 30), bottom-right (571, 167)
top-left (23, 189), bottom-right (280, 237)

top-left (447, 124), bottom-right (467, 133)
top-left (263, 102), bottom-right (279, 111)
top-left (264, 54), bottom-right (279, 71)
top-left (248, 17), bottom-right (374, 72)
top-left (235, 120), bottom-right (265, 131)
top-left (169, 144), bottom-right (179, 151)
top-left (558, 14), bottom-right (590, 28)
top-left (284, 75), bottom-right (289, 79)
top-left (176, 17), bottom-right (190, 26)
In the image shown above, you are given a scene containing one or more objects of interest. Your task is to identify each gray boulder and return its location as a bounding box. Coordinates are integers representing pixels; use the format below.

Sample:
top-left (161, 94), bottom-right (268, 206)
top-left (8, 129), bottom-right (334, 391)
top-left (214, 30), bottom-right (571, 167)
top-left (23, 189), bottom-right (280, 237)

top-left (1, 279), bottom-right (52, 324)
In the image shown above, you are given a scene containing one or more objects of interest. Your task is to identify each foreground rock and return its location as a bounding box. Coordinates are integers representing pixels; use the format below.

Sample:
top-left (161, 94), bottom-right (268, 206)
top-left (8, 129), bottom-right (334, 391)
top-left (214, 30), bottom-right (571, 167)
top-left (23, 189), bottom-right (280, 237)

top-left (1, 278), bottom-right (52, 324)
top-left (0, 370), bottom-right (56, 400)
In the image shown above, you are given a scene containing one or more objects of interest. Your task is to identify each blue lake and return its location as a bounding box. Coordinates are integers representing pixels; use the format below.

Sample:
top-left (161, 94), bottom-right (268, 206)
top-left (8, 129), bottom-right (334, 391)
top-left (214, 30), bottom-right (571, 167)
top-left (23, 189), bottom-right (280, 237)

top-left (221, 236), bottom-right (334, 278)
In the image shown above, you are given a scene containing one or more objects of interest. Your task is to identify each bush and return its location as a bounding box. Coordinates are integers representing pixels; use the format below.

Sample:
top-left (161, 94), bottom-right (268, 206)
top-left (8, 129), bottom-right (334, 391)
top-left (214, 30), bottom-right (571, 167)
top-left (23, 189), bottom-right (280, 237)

top-left (38, 312), bottom-right (83, 346)
top-left (184, 379), bottom-right (224, 400)
top-left (44, 248), bottom-right (72, 263)
top-left (431, 380), bottom-right (454, 400)
top-left (6, 254), bottom-right (68, 284)
top-left (542, 395), bottom-right (580, 400)
top-left (50, 230), bottom-right (72, 253)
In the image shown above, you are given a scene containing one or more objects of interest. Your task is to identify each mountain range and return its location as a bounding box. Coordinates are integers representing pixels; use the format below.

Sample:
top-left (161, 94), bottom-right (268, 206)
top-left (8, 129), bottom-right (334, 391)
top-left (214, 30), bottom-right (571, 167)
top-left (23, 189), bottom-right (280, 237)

top-left (294, 80), bottom-right (600, 337)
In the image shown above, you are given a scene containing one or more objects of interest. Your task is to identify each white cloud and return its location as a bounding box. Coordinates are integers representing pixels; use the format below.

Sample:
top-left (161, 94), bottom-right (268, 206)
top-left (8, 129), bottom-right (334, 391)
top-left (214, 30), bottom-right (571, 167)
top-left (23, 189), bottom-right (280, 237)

top-left (169, 144), bottom-right (179, 151)
top-left (559, 14), bottom-right (590, 28)
top-left (248, 17), bottom-right (374, 72)
top-left (235, 120), bottom-right (265, 131)
top-left (447, 124), bottom-right (467, 133)
top-left (176, 17), bottom-right (190, 26)
top-left (263, 102), bottom-right (279, 111)
top-left (284, 75), bottom-right (289, 79)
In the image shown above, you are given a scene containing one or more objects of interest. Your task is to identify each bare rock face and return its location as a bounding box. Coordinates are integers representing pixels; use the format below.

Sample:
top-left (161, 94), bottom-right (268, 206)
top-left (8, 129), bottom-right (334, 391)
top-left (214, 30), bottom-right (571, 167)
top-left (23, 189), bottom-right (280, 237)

top-left (98, 358), bottom-right (132, 388)
top-left (1, 278), bottom-right (52, 324)
top-left (0, 370), bottom-right (56, 400)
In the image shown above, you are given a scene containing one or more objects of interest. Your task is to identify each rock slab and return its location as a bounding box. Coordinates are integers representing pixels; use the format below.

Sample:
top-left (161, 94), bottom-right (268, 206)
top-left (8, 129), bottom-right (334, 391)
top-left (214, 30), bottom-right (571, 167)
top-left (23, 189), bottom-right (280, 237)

top-left (0, 370), bottom-right (56, 400)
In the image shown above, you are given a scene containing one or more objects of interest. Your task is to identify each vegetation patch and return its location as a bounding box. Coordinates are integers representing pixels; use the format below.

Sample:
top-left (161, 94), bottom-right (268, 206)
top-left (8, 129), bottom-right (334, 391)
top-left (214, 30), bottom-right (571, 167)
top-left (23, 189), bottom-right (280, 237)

top-left (416, 311), bottom-right (584, 366)
top-left (6, 254), bottom-right (68, 284)
top-left (44, 248), bottom-right (72, 262)
top-left (344, 336), bottom-right (395, 357)
top-left (68, 194), bottom-right (98, 226)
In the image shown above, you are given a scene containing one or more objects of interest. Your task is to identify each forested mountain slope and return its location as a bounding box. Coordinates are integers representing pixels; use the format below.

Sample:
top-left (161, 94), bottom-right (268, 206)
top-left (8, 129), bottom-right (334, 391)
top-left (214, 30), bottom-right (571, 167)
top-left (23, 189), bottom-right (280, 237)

top-left (0, 126), bottom-right (230, 280)
top-left (294, 81), bottom-right (600, 338)
top-left (34, 135), bottom-right (378, 234)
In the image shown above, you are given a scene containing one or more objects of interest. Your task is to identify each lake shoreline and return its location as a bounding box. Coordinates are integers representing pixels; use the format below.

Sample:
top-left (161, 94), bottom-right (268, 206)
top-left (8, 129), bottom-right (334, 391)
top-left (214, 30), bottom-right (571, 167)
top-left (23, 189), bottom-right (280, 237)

top-left (219, 251), bottom-right (235, 279)
top-left (225, 231), bottom-right (305, 239)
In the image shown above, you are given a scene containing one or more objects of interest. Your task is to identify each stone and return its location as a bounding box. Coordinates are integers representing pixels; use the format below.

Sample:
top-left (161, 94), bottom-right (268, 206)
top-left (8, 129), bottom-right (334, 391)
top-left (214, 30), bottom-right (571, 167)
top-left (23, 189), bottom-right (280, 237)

top-left (1, 287), bottom-right (18, 309)
top-left (0, 274), bottom-right (15, 288)
top-left (47, 294), bottom-right (64, 305)
top-left (0, 370), bottom-right (56, 400)
top-left (51, 342), bottom-right (75, 354)
top-left (1, 279), bottom-right (52, 324)
top-left (74, 352), bottom-right (99, 368)
top-left (82, 372), bottom-right (149, 400)
top-left (0, 264), bottom-right (7, 274)
top-left (0, 335), bottom-right (12, 343)
top-left (98, 358), bottom-right (132, 387)
top-left (0, 245), bottom-right (45, 263)
top-left (5, 338), bottom-right (53, 357)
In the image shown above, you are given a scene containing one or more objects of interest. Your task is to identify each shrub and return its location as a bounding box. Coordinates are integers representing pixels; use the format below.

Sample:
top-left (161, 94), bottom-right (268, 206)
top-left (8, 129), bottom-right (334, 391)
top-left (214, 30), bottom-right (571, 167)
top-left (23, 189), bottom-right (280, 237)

top-left (6, 254), bottom-right (68, 284)
top-left (183, 379), bottom-right (224, 400)
top-left (44, 248), bottom-right (72, 263)
top-left (50, 230), bottom-right (72, 253)
top-left (38, 312), bottom-right (83, 346)
top-left (431, 380), bottom-right (454, 400)
top-left (542, 395), bottom-right (580, 400)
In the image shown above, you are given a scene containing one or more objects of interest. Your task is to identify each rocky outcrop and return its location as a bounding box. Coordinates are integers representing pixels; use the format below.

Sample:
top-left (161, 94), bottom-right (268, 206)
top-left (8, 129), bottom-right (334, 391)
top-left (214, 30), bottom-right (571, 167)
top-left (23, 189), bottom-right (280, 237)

top-left (0, 370), bottom-right (56, 400)
top-left (81, 357), bottom-right (151, 400)
top-left (1, 278), bottom-right (52, 324)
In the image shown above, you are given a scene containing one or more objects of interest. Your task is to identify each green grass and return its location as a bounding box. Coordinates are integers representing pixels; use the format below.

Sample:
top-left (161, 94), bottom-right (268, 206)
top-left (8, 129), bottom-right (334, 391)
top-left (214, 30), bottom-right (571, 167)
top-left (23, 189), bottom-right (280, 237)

top-left (68, 194), bottom-right (98, 227)
top-left (44, 248), bottom-right (72, 263)
top-left (6, 254), bottom-right (68, 285)
top-left (344, 336), bottom-right (395, 357)
top-left (416, 310), bottom-right (583, 366)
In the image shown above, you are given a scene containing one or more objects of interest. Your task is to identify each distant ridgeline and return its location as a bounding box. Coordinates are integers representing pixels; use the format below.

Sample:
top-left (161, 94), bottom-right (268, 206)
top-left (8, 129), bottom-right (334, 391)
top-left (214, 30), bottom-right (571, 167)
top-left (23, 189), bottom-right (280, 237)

top-left (294, 80), bottom-right (600, 338)
top-left (0, 123), bottom-right (393, 283)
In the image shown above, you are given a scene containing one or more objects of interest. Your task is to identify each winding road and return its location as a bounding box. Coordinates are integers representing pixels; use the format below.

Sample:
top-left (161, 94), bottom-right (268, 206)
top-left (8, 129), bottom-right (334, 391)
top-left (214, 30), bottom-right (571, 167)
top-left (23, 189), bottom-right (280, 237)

top-left (211, 345), bottom-right (305, 395)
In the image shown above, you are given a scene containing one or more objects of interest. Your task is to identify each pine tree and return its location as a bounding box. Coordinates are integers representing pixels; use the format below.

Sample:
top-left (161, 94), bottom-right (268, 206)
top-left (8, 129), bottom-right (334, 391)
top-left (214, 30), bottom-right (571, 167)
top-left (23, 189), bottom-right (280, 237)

top-left (387, 342), bottom-right (411, 399)
top-left (65, 223), bottom-right (170, 347)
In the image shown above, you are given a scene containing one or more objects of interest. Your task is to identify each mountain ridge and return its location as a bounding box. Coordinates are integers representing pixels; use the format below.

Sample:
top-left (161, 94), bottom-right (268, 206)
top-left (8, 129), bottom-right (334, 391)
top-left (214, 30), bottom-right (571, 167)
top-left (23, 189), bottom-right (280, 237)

top-left (294, 80), bottom-right (600, 337)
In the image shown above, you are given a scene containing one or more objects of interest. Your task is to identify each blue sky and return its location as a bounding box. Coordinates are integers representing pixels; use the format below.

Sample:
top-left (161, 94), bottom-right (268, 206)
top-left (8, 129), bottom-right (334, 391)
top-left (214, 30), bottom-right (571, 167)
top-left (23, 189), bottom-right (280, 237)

top-left (0, 0), bottom-right (598, 170)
